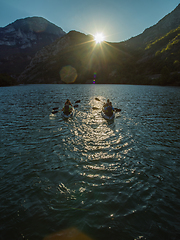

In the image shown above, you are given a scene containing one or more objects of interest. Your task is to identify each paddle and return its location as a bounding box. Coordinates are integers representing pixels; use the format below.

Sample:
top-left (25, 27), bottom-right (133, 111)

top-left (92, 106), bottom-right (121, 112)
top-left (51, 110), bottom-right (59, 114)
top-left (94, 98), bottom-right (121, 112)
top-left (52, 100), bottom-right (81, 114)
top-left (92, 107), bottom-right (100, 110)
top-left (52, 107), bottom-right (59, 110)
top-left (114, 108), bottom-right (121, 112)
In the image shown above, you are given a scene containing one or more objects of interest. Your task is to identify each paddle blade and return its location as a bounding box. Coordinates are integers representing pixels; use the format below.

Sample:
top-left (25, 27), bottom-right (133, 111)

top-left (75, 100), bottom-right (81, 103)
top-left (95, 97), bottom-right (100, 101)
top-left (74, 104), bottom-right (79, 108)
top-left (52, 107), bottom-right (59, 110)
top-left (92, 107), bottom-right (100, 110)
top-left (52, 110), bottom-right (59, 114)
top-left (114, 108), bottom-right (121, 112)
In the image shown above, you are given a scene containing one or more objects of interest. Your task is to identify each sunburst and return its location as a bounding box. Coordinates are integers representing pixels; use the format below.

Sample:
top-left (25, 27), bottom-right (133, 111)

top-left (94, 33), bottom-right (104, 43)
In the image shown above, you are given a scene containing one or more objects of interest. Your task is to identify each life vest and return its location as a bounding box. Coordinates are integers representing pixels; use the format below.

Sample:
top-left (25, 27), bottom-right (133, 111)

top-left (63, 104), bottom-right (71, 114)
top-left (105, 106), bottom-right (113, 116)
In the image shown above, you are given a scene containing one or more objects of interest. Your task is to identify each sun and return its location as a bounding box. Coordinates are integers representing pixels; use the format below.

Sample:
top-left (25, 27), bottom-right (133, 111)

top-left (94, 33), bottom-right (104, 43)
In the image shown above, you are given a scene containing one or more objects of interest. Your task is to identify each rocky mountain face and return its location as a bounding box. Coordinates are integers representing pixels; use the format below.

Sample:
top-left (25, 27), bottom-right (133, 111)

top-left (0, 17), bottom-right (66, 78)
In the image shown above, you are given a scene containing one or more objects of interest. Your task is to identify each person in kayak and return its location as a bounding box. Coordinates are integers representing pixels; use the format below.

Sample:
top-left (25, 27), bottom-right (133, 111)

top-left (103, 99), bottom-right (110, 108)
top-left (103, 100), bottom-right (114, 116)
top-left (62, 99), bottom-right (72, 115)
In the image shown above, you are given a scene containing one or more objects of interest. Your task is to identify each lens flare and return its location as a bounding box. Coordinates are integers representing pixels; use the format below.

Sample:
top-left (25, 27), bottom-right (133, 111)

top-left (60, 66), bottom-right (77, 83)
top-left (93, 72), bottom-right (97, 84)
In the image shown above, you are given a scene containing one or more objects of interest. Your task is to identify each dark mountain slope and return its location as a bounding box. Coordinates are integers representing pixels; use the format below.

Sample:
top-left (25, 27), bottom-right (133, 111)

top-left (18, 31), bottom-right (133, 84)
top-left (125, 3), bottom-right (180, 49)
top-left (2, 4), bottom-right (180, 86)
top-left (133, 25), bottom-right (180, 85)
top-left (0, 17), bottom-right (66, 78)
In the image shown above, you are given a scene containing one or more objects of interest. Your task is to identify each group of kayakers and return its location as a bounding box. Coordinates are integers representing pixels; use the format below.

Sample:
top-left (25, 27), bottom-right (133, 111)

top-left (62, 98), bottom-right (114, 116)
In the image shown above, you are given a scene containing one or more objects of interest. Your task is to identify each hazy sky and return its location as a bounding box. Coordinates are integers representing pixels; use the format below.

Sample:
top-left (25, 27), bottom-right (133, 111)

top-left (0, 0), bottom-right (179, 42)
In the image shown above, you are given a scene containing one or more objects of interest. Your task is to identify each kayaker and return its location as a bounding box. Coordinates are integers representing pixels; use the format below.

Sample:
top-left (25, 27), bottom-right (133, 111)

top-left (64, 99), bottom-right (72, 106)
top-left (103, 100), bottom-right (114, 116)
top-left (109, 102), bottom-right (115, 112)
top-left (103, 99), bottom-right (110, 108)
top-left (62, 99), bottom-right (72, 115)
top-left (68, 99), bottom-right (72, 106)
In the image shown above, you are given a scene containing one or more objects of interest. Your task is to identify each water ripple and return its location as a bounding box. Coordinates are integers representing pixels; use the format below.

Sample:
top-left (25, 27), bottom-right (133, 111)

top-left (0, 85), bottom-right (180, 240)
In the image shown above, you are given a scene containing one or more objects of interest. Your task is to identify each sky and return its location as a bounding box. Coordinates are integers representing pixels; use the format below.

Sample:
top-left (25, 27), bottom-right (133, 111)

top-left (0, 0), bottom-right (179, 42)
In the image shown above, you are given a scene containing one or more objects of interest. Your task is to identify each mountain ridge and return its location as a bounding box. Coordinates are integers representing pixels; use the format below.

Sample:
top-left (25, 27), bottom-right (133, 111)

top-left (0, 16), bottom-right (66, 78)
top-left (126, 3), bottom-right (180, 48)
top-left (1, 4), bottom-right (180, 86)
top-left (1, 16), bottom-right (65, 36)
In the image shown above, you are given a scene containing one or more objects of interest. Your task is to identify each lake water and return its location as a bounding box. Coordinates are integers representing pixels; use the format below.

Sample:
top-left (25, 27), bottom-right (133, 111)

top-left (0, 84), bottom-right (180, 240)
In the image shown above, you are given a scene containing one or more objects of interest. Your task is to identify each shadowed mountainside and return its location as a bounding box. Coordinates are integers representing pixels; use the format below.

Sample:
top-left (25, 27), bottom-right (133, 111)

top-left (18, 28), bottom-right (180, 86)
top-left (1, 4), bottom-right (180, 86)
top-left (18, 4), bottom-right (180, 86)
top-left (18, 31), bottom-right (134, 84)
top-left (125, 3), bottom-right (180, 49)
top-left (0, 17), bottom-right (66, 79)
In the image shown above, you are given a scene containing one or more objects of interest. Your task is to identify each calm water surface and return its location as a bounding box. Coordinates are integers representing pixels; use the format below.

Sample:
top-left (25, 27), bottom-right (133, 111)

top-left (0, 84), bottom-right (180, 240)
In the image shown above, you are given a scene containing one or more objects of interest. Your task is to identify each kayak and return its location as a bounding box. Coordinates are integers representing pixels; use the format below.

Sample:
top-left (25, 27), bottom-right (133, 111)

top-left (61, 108), bottom-right (74, 119)
top-left (101, 110), bottom-right (115, 120)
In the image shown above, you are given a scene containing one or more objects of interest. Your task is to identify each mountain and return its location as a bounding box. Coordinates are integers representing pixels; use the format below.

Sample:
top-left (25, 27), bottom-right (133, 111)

top-left (0, 17), bottom-right (66, 78)
top-left (123, 4), bottom-right (180, 85)
top-left (18, 31), bottom-right (133, 84)
top-left (129, 25), bottom-right (180, 85)
top-left (125, 3), bottom-right (180, 49)
top-left (2, 4), bottom-right (180, 86)
top-left (18, 4), bottom-right (180, 86)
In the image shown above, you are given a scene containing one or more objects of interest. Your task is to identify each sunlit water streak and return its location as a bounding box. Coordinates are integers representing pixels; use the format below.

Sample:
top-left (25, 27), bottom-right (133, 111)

top-left (0, 84), bottom-right (180, 240)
